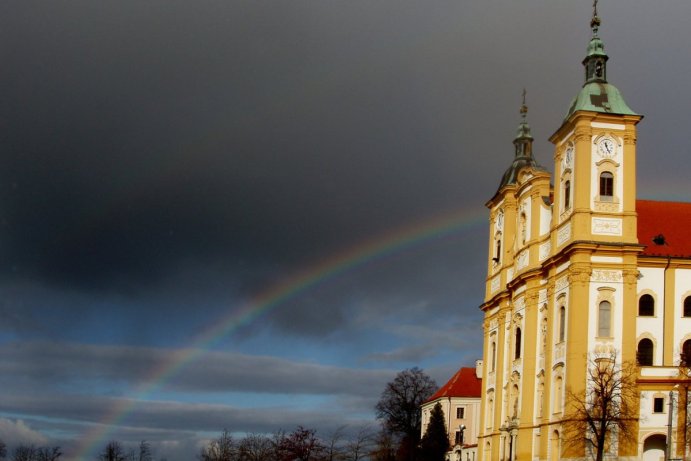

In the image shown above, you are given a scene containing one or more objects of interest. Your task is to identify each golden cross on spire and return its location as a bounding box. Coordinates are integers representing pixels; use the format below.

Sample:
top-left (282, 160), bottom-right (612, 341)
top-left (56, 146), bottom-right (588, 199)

top-left (520, 89), bottom-right (528, 119)
top-left (591, 0), bottom-right (601, 34)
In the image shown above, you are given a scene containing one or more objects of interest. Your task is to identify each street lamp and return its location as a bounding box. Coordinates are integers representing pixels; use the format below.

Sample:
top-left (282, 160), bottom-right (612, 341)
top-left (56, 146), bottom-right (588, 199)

top-left (458, 425), bottom-right (466, 461)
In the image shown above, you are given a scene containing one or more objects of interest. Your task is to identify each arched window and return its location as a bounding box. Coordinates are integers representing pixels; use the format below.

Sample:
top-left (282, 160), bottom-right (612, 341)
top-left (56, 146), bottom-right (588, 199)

top-left (637, 338), bottom-right (654, 366)
top-left (682, 340), bottom-right (691, 367)
top-left (515, 327), bottom-right (522, 359)
top-left (684, 296), bottom-right (691, 317)
top-left (495, 236), bottom-right (502, 264)
top-left (600, 171), bottom-right (613, 200)
top-left (564, 180), bottom-right (571, 209)
top-left (598, 301), bottom-right (611, 337)
top-left (639, 294), bottom-right (655, 316)
top-left (559, 306), bottom-right (566, 342)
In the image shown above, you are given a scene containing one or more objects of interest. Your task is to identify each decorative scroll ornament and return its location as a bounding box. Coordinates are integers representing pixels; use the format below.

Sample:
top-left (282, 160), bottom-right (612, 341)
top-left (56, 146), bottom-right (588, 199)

top-left (591, 270), bottom-right (622, 283)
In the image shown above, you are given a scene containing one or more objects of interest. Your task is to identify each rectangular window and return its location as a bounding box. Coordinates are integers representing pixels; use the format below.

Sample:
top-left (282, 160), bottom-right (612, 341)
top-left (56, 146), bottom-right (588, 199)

top-left (456, 407), bottom-right (465, 419)
top-left (455, 431), bottom-right (461, 445)
top-left (600, 172), bottom-right (614, 201)
top-left (654, 397), bottom-right (664, 413)
top-left (564, 180), bottom-right (571, 209)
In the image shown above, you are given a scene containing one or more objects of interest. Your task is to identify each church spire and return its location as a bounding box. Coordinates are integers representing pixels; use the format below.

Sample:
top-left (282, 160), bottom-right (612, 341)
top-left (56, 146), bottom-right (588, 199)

top-left (495, 90), bottom-right (547, 193)
top-left (583, 0), bottom-right (608, 84)
top-left (562, 1), bottom-right (637, 118)
top-left (513, 89), bottom-right (533, 158)
top-left (591, 0), bottom-right (601, 35)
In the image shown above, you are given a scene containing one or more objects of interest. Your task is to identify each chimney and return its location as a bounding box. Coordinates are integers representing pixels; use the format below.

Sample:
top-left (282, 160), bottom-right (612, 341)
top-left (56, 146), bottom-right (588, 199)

top-left (475, 359), bottom-right (483, 379)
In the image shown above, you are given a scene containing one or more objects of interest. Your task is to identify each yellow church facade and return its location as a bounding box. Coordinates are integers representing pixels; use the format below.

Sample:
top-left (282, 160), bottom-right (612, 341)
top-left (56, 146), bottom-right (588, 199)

top-left (477, 8), bottom-right (691, 461)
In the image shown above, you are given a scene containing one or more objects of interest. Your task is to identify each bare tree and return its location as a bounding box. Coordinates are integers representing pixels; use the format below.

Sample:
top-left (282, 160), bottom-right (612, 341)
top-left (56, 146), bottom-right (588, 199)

top-left (200, 430), bottom-right (237, 461)
top-left (34, 447), bottom-right (62, 461)
top-left (344, 426), bottom-right (374, 461)
top-left (276, 426), bottom-right (325, 461)
top-left (238, 434), bottom-right (274, 461)
top-left (375, 367), bottom-right (437, 461)
top-left (7, 445), bottom-right (61, 461)
top-left (136, 442), bottom-right (152, 461)
top-left (99, 441), bottom-right (130, 461)
top-left (369, 429), bottom-right (395, 461)
top-left (323, 426), bottom-right (346, 461)
top-left (564, 351), bottom-right (638, 461)
top-left (12, 446), bottom-right (35, 461)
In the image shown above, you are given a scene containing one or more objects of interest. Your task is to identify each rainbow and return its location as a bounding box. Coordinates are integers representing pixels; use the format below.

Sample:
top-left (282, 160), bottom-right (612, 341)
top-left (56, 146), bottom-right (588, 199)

top-left (72, 206), bottom-right (486, 460)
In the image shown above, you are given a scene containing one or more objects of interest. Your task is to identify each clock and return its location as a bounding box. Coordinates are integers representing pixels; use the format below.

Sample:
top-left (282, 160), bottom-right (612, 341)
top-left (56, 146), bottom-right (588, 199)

top-left (597, 138), bottom-right (616, 158)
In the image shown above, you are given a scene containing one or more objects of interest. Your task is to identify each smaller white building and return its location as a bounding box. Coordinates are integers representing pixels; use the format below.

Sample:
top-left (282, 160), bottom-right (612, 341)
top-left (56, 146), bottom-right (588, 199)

top-left (421, 361), bottom-right (483, 461)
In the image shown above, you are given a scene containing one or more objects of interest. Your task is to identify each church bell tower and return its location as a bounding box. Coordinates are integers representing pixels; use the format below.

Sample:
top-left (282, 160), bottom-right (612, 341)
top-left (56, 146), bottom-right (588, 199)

top-left (549, 3), bottom-right (642, 251)
top-left (478, 4), bottom-right (646, 460)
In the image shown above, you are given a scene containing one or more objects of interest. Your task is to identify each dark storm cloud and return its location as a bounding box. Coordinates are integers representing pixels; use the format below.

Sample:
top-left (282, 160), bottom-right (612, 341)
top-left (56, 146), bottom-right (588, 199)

top-left (1, 1), bottom-right (691, 458)
top-left (0, 0), bottom-right (688, 298)
top-left (362, 317), bottom-right (483, 364)
top-left (0, 237), bottom-right (480, 343)
top-left (0, 341), bottom-right (393, 395)
top-left (263, 235), bottom-right (485, 338)
top-left (0, 0), bottom-right (489, 293)
top-left (0, 393), bottom-right (374, 437)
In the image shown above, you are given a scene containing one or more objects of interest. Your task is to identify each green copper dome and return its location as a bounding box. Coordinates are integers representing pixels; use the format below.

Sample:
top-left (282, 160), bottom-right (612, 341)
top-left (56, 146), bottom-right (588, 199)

top-left (563, 4), bottom-right (638, 120)
top-left (565, 82), bottom-right (638, 119)
top-left (497, 98), bottom-right (547, 191)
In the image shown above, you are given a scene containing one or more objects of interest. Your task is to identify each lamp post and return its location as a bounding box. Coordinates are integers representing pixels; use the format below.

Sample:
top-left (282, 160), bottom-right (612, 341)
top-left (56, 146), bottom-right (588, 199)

top-left (458, 424), bottom-right (466, 461)
top-left (667, 388), bottom-right (677, 461)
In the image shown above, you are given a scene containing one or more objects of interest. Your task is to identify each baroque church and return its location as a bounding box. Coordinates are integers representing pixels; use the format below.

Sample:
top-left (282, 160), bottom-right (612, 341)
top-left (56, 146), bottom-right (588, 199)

top-left (477, 5), bottom-right (691, 461)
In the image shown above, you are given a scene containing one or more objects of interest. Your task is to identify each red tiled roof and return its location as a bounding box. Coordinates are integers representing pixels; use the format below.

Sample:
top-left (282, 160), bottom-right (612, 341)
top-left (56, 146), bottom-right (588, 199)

top-left (426, 367), bottom-right (482, 402)
top-left (637, 200), bottom-right (691, 258)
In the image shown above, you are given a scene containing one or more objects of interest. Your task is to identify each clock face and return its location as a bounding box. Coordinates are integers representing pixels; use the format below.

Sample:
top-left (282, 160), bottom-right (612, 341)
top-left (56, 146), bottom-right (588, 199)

top-left (598, 138), bottom-right (616, 158)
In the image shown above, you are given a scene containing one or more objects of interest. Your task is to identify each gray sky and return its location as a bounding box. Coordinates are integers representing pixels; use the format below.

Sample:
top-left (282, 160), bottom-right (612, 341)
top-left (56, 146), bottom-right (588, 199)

top-left (1, 1), bottom-right (690, 460)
